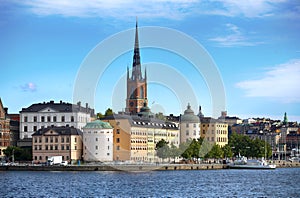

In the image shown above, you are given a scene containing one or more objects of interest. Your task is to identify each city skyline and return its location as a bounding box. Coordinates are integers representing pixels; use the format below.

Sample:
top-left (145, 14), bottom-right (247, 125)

top-left (1, 1), bottom-right (299, 121)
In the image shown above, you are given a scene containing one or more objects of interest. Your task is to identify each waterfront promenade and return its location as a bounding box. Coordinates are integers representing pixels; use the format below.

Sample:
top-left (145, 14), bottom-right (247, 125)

top-left (1, 160), bottom-right (299, 171)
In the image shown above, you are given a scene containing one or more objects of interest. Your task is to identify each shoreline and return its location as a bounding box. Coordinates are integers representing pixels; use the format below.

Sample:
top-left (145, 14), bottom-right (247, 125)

top-left (1, 161), bottom-right (299, 171)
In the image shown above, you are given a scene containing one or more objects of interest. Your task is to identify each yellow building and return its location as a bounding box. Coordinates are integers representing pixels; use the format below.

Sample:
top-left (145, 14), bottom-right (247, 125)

top-left (103, 111), bottom-right (179, 162)
top-left (32, 126), bottom-right (83, 163)
top-left (200, 117), bottom-right (228, 147)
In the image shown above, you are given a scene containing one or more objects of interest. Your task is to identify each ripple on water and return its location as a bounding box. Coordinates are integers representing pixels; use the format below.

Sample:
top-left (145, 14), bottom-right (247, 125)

top-left (0, 168), bottom-right (299, 197)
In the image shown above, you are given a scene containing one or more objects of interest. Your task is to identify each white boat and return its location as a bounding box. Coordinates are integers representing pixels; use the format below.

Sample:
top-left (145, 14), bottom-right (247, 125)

top-left (228, 156), bottom-right (276, 169)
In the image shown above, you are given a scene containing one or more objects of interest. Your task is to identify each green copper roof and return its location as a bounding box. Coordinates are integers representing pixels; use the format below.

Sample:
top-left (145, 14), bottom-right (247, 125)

top-left (181, 103), bottom-right (200, 123)
top-left (83, 120), bottom-right (113, 129)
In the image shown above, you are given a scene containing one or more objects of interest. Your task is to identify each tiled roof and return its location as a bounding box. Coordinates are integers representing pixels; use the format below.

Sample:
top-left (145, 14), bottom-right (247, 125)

top-left (32, 126), bottom-right (82, 136)
top-left (20, 100), bottom-right (94, 116)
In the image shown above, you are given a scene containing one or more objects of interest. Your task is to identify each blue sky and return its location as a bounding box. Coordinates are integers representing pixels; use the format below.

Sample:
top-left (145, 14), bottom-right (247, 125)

top-left (0, 0), bottom-right (299, 121)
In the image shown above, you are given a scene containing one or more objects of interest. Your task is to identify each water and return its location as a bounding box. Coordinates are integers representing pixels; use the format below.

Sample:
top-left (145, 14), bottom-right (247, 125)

top-left (1, 168), bottom-right (299, 197)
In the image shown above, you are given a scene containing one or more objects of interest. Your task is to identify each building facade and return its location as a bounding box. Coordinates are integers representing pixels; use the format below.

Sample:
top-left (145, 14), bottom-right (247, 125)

top-left (125, 20), bottom-right (148, 114)
top-left (20, 100), bottom-right (94, 140)
top-left (103, 109), bottom-right (179, 162)
top-left (32, 126), bottom-right (83, 163)
top-left (82, 120), bottom-right (113, 162)
top-left (200, 117), bottom-right (228, 147)
top-left (0, 99), bottom-right (10, 156)
top-left (180, 104), bottom-right (200, 143)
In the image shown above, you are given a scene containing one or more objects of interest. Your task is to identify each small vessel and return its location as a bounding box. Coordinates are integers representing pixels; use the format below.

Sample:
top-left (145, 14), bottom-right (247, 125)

top-left (228, 155), bottom-right (276, 169)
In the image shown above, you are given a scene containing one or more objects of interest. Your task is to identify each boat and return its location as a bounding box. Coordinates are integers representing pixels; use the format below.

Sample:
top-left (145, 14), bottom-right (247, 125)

top-left (228, 155), bottom-right (276, 169)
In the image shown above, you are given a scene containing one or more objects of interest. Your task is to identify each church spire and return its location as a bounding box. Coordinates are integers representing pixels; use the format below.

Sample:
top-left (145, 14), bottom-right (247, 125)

top-left (132, 18), bottom-right (142, 80)
top-left (283, 112), bottom-right (288, 126)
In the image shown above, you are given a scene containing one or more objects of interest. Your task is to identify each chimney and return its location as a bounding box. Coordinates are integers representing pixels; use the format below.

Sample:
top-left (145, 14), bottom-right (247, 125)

top-left (77, 101), bottom-right (81, 111)
top-left (50, 100), bottom-right (54, 104)
top-left (4, 108), bottom-right (8, 114)
top-left (60, 100), bottom-right (62, 104)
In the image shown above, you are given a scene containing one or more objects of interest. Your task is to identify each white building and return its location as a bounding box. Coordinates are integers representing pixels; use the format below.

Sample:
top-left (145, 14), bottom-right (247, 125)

top-left (19, 100), bottom-right (94, 139)
top-left (180, 104), bottom-right (201, 143)
top-left (82, 120), bottom-right (113, 162)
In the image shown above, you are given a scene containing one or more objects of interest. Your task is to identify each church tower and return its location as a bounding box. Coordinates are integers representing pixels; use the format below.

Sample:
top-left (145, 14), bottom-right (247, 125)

top-left (125, 20), bottom-right (147, 114)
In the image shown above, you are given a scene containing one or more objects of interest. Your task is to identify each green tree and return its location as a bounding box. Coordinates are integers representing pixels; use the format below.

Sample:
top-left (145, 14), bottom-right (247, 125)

top-left (3, 146), bottom-right (32, 161)
top-left (229, 132), bottom-right (273, 158)
top-left (222, 144), bottom-right (233, 158)
top-left (97, 112), bottom-right (104, 119)
top-left (181, 139), bottom-right (200, 160)
top-left (206, 144), bottom-right (223, 159)
top-left (155, 139), bottom-right (170, 159)
top-left (199, 139), bottom-right (213, 159)
top-left (169, 143), bottom-right (180, 162)
top-left (105, 108), bottom-right (113, 116)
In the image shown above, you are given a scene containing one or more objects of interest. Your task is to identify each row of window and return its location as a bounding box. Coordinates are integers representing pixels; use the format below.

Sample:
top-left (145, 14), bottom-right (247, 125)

top-left (186, 130), bottom-right (200, 136)
top-left (131, 140), bottom-right (147, 144)
top-left (185, 123), bottom-right (198, 128)
top-left (24, 115), bottom-right (75, 123)
top-left (23, 125), bottom-right (75, 132)
top-left (84, 146), bottom-right (110, 150)
top-left (33, 136), bottom-right (72, 143)
top-left (84, 137), bottom-right (110, 142)
top-left (202, 124), bottom-right (227, 128)
top-left (130, 131), bottom-right (179, 136)
top-left (86, 131), bottom-right (112, 134)
top-left (131, 147), bottom-right (147, 150)
top-left (205, 137), bottom-right (228, 142)
top-left (84, 152), bottom-right (110, 156)
top-left (34, 145), bottom-right (71, 150)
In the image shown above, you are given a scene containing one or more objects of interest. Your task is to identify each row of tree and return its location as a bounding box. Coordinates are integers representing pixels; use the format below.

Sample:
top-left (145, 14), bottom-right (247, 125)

top-left (156, 133), bottom-right (272, 161)
top-left (2, 146), bottom-right (32, 162)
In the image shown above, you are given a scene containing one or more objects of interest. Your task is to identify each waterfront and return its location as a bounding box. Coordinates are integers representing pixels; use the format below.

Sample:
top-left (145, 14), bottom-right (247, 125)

top-left (1, 168), bottom-right (299, 197)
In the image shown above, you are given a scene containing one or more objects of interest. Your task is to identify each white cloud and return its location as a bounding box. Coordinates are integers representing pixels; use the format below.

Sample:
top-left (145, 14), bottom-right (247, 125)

top-left (236, 59), bottom-right (300, 103)
top-left (12, 0), bottom-right (198, 20)
top-left (210, 0), bottom-right (287, 18)
top-left (20, 82), bottom-right (37, 92)
top-left (209, 23), bottom-right (263, 47)
top-left (7, 0), bottom-right (292, 19)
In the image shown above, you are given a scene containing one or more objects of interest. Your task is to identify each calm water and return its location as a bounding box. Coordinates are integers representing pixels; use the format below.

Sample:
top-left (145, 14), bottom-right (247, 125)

top-left (1, 168), bottom-right (299, 197)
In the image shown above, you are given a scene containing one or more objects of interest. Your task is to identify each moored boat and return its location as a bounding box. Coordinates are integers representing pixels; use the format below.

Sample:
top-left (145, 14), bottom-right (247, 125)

top-left (228, 156), bottom-right (276, 169)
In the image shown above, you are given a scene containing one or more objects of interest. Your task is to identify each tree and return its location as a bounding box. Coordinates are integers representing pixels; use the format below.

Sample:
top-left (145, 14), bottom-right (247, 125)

top-left (3, 146), bottom-right (32, 162)
top-left (229, 132), bottom-right (273, 158)
top-left (206, 144), bottom-right (223, 159)
top-left (169, 143), bottom-right (180, 163)
top-left (97, 113), bottom-right (104, 119)
top-left (222, 144), bottom-right (233, 158)
top-left (199, 139), bottom-right (213, 159)
top-left (155, 139), bottom-right (170, 159)
top-left (105, 108), bottom-right (113, 116)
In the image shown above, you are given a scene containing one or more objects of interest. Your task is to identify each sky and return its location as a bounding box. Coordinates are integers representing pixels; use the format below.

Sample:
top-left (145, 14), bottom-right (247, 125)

top-left (0, 0), bottom-right (299, 121)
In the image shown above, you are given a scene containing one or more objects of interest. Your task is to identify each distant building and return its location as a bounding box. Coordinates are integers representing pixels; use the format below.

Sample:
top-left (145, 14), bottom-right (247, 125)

top-left (218, 113), bottom-right (242, 127)
top-left (32, 126), bottom-right (83, 163)
top-left (180, 104), bottom-right (200, 143)
top-left (19, 100), bottom-right (94, 140)
top-left (6, 113), bottom-right (20, 147)
top-left (82, 120), bottom-right (113, 162)
top-left (0, 99), bottom-right (10, 156)
top-left (103, 104), bottom-right (179, 162)
top-left (200, 117), bottom-right (228, 147)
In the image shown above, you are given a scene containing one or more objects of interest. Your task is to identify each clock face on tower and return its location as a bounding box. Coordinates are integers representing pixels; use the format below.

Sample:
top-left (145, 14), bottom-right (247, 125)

top-left (130, 101), bottom-right (134, 107)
